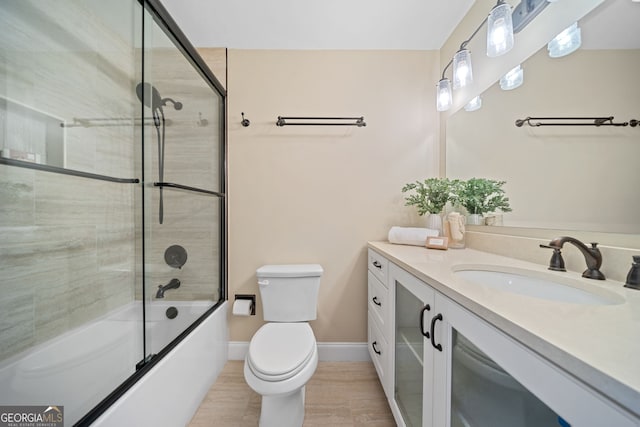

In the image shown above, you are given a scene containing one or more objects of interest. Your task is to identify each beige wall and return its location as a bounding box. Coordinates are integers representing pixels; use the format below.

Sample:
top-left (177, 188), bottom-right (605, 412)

top-left (225, 49), bottom-right (440, 342)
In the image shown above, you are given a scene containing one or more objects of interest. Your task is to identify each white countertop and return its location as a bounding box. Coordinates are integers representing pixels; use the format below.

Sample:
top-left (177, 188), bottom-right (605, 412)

top-left (368, 241), bottom-right (640, 418)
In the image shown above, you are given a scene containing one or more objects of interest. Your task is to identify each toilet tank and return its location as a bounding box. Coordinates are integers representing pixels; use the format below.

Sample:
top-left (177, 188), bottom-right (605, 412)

top-left (256, 264), bottom-right (323, 322)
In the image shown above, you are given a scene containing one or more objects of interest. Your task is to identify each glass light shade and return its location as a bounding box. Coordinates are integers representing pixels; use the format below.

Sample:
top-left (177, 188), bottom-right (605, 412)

top-left (487, 2), bottom-right (514, 57)
top-left (464, 96), bottom-right (482, 112)
top-left (547, 22), bottom-right (581, 58)
top-left (499, 65), bottom-right (524, 90)
top-left (453, 49), bottom-right (473, 89)
top-left (436, 78), bottom-right (453, 112)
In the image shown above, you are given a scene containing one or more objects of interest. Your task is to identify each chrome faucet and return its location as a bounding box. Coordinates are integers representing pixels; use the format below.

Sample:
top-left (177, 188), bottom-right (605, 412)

top-left (156, 278), bottom-right (181, 298)
top-left (540, 236), bottom-right (605, 280)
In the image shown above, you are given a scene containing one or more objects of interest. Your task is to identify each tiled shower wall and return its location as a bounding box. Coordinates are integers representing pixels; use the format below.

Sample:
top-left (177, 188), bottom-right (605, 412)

top-left (0, 1), bottom-right (138, 362)
top-left (0, 3), bottom-right (226, 363)
top-left (137, 47), bottom-right (224, 302)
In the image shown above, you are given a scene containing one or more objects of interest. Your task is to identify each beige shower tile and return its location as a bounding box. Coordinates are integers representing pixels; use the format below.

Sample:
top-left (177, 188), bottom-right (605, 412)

top-left (0, 167), bottom-right (35, 226)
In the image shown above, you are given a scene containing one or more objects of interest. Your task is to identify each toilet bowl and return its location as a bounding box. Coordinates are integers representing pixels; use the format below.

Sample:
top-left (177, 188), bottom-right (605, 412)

top-left (243, 264), bottom-right (323, 427)
top-left (244, 323), bottom-right (318, 427)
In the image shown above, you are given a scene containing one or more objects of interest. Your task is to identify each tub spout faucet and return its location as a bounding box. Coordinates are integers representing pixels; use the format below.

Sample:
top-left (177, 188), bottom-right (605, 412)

top-left (540, 236), bottom-right (605, 280)
top-left (156, 278), bottom-right (181, 298)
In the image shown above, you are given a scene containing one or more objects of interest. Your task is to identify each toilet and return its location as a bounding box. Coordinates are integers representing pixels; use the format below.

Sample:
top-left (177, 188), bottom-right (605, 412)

top-left (244, 264), bottom-right (323, 427)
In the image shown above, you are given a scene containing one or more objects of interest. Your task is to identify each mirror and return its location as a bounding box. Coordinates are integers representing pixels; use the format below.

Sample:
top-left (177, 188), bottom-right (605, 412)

top-left (446, 0), bottom-right (640, 234)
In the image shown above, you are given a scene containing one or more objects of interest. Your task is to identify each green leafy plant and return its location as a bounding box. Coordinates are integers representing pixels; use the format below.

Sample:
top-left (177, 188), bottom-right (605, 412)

top-left (457, 178), bottom-right (512, 215)
top-left (402, 178), bottom-right (456, 215)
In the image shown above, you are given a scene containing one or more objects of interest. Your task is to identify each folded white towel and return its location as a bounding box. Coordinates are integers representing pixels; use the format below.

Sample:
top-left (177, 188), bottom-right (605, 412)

top-left (388, 226), bottom-right (439, 246)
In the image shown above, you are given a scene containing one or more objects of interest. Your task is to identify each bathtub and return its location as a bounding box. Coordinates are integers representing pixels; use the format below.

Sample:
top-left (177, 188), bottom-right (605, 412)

top-left (0, 300), bottom-right (228, 426)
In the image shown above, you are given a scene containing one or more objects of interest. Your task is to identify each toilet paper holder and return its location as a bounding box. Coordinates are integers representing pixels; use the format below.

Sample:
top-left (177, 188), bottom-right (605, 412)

top-left (234, 294), bottom-right (256, 315)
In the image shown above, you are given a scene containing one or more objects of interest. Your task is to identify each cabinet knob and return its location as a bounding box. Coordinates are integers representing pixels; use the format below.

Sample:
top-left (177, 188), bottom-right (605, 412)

top-left (419, 304), bottom-right (431, 339)
top-left (372, 341), bottom-right (382, 355)
top-left (372, 261), bottom-right (382, 269)
top-left (372, 296), bottom-right (382, 306)
top-left (430, 313), bottom-right (443, 352)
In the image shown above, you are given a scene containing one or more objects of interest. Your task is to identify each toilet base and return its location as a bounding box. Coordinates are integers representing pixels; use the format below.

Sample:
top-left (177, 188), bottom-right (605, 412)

top-left (259, 387), bottom-right (305, 427)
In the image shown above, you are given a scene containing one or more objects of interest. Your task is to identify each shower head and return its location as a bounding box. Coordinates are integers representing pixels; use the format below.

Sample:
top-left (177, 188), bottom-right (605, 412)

top-left (135, 82), bottom-right (183, 111)
top-left (136, 82), bottom-right (163, 111)
top-left (136, 82), bottom-right (182, 225)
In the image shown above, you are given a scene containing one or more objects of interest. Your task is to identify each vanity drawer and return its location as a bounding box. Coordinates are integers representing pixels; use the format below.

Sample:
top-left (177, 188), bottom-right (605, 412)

top-left (368, 249), bottom-right (388, 285)
top-left (368, 271), bottom-right (388, 331)
top-left (368, 312), bottom-right (389, 396)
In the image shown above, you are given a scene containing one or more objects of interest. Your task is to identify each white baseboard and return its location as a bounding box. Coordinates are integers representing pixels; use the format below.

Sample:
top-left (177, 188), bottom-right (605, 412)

top-left (228, 341), bottom-right (249, 361)
top-left (229, 341), bottom-right (371, 362)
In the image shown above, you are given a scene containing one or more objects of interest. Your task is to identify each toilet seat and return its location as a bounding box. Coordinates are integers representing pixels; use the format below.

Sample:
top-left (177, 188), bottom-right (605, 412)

top-left (247, 323), bottom-right (316, 382)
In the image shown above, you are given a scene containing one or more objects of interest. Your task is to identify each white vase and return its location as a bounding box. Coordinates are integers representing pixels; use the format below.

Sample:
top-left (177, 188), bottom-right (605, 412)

top-left (425, 213), bottom-right (443, 236)
top-left (467, 214), bottom-right (484, 225)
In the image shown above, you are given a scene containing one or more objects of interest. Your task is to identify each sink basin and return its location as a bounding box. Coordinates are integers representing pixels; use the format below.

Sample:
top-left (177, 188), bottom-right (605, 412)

top-left (452, 265), bottom-right (624, 306)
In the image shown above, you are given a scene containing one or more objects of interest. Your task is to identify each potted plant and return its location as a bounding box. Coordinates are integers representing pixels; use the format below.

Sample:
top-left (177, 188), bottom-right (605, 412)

top-left (402, 178), bottom-right (455, 233)
top-left (457, 178), bottom-right (512, 225)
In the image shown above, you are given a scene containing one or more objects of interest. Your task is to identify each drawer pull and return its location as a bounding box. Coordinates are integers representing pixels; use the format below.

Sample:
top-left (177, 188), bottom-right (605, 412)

top-left (430, 313), bottom-right (443, 352)
top-left (419, 304), bottom-right (431, 339)
top-left (372, 341), bottom-right (382, 355)
top-left (372, 296), bottom-right (382, 306)
top-left (372, 261), bottom-right (382, 269)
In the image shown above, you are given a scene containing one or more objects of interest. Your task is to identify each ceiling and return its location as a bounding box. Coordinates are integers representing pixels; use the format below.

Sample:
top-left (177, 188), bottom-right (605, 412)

top-left (158, 0), bottom-right (640, 51)
top-left (160, 0), bottom-right (476, 50)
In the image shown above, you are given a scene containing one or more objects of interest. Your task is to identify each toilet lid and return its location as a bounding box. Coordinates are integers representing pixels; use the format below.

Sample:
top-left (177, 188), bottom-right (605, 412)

top-left (248, 323), bottom-right (316, 381)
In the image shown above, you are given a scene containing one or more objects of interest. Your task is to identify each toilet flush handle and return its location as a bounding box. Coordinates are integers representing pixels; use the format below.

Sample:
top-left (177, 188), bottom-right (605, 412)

top-left (258, 279), bottom-right (269, 286)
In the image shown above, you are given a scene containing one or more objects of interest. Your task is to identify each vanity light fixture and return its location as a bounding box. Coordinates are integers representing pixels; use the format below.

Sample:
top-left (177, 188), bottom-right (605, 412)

top-left (464, 96), bottom-right (482, 112)
top-left (499, 64), bottom-right (524, 90)
top-left (512, 0), bottom-right (552, 33)
top-left (437, 1), bottom-right (518, 112)
top-left (453, 48), bottom-right (473, 89)
top-left (436, 76), bottom-right (453, 112)
top-left (548, 22), bottom-right (582, 58)
top-left (487, 0), bottom-right (515, 57)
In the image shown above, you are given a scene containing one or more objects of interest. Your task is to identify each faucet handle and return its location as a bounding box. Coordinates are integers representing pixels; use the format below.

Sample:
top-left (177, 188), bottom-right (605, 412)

top-left (540, 244), bottom-right (566, 271)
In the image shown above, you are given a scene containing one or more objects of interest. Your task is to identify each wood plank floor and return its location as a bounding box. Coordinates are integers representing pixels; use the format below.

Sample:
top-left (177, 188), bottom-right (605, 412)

top-left (189, 361), bottom-right (396, 427)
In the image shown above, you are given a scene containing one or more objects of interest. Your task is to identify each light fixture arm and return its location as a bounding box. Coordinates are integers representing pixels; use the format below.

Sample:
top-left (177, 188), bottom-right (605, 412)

top-left (441, 59), bottom-right (453, 80)
top-left (441, 6), bottom-right (491, 79)
top-left (460, 16), bottom-right (489, 50)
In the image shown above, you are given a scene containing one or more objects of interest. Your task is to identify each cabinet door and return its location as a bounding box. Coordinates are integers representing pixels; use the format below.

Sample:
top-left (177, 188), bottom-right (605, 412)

top-left (431, 293), bottom-right (638, 427)
top-left (389, 264), bottom-right (435, 427)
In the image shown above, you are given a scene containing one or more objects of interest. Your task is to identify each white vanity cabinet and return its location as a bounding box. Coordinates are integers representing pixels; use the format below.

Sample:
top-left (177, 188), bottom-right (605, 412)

top-left (376, 256), bottom-right (638, 427)
top-left (367, 249), bottom-right (392, 397)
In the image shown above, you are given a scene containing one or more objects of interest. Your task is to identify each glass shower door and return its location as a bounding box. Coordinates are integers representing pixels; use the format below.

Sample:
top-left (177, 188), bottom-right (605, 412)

top-left (0, 1), bottom-right (144, 424)
top-left (140, 4), bottom-right (225, 358)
